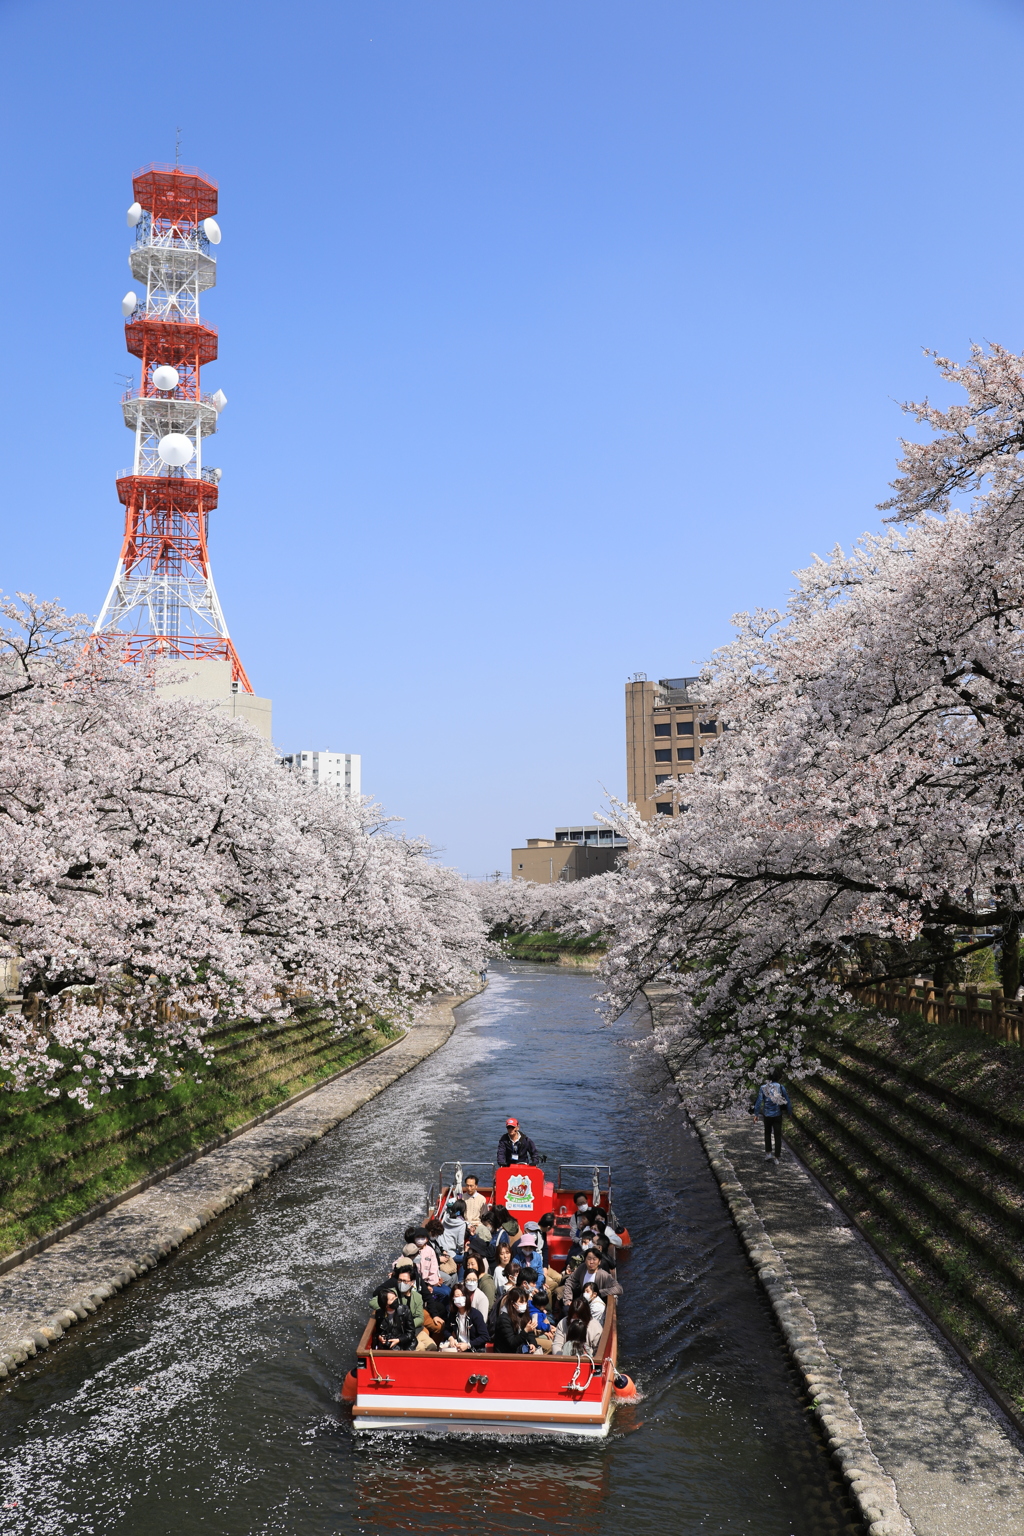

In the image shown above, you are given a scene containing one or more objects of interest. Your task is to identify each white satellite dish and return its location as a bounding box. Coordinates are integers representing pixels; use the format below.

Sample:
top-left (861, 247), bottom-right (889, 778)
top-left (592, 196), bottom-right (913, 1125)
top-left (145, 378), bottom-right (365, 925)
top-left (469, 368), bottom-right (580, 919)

top-left (210, 389), bottom-right (228, 413)
top-left (122, 291), bottom-right (139, 318)
top-left (152, 365), bottom-right (180, 392)
top-left (127, 202), bottom-right (143, 227)
top-left (157, 433), bottom-right (195, 467)
top-left (203, 217), bottom-right (222, 245)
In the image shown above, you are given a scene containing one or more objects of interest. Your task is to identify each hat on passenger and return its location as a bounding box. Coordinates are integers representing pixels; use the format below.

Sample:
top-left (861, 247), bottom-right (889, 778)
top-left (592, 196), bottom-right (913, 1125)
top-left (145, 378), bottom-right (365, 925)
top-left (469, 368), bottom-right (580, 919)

top-left (518, 1231), bottom-right (538, 1247)
top-left (506, 1117), bottom-right (519, 1128)
top-left (402, 1243), bottom-right (419, 1258)
top-left (524, 1221), bottom-right (541, 1233)
top-left (393, 1257), bottom-right (415, 1272)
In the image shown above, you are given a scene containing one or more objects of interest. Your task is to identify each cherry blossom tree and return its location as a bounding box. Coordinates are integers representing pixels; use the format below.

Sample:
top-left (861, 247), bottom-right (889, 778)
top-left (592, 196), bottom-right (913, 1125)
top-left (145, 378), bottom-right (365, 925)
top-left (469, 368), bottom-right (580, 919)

top-left (468, 872), bottom-right (617, 940)
top-left (599, 343), bottom-right (1024, 1110)
top-left (0, 597), bottom-right (485, 1102)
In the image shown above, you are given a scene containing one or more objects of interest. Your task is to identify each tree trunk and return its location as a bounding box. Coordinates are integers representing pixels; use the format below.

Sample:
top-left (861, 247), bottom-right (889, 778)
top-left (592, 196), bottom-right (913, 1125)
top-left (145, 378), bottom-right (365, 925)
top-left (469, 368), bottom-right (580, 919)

top-left (1000, 913), bottom-right (1022, 998)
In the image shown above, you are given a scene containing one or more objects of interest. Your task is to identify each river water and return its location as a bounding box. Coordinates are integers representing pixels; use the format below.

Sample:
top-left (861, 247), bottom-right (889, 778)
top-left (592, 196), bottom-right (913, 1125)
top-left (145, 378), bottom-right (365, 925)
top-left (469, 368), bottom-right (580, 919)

top-left (0, 965), bottom-right (858, 1535)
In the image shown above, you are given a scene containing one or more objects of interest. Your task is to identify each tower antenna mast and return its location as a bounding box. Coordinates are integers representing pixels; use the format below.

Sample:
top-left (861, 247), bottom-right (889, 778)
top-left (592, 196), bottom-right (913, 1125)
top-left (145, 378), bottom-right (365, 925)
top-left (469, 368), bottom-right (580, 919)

top-left (93, 162), bottom-right (252, 691)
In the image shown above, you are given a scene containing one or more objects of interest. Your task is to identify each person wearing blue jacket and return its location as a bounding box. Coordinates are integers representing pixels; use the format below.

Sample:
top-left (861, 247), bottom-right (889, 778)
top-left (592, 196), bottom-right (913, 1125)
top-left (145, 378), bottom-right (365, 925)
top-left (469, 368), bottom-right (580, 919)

top-left (751, 1078), bottom-right (792, 1160)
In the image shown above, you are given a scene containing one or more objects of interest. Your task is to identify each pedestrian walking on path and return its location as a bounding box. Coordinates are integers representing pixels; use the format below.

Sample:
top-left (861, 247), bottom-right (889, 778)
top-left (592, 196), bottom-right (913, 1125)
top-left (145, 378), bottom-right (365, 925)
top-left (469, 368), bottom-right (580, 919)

top-left (750, 1077), bottom-right (792, 1160)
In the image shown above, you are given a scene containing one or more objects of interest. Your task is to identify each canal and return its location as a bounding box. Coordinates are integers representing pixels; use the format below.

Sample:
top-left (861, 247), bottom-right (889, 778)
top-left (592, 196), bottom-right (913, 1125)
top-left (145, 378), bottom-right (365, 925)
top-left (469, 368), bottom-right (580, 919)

top-left (0, 964), bottom-right (858, 1535)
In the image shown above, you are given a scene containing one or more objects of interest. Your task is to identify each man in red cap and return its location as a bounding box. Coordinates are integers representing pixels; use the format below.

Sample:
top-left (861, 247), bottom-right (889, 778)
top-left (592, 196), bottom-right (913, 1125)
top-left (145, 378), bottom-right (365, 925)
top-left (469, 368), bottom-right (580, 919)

top-left (497, 1117), bottom-right (540, 1167)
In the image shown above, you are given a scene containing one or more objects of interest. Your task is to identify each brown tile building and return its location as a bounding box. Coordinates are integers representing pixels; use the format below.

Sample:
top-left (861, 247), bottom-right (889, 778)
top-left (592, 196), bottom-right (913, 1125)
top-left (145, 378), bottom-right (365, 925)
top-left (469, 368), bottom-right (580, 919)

top-left (511, 825), bottom-right (628, 883)
top-left (625, 675), bottom-right (724, 821)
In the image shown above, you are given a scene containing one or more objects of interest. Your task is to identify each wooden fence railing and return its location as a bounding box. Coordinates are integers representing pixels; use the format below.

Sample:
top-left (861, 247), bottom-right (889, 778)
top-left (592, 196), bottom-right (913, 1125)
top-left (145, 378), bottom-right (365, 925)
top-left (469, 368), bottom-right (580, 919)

top-left (848, 976), bottom-right (1024, 1046)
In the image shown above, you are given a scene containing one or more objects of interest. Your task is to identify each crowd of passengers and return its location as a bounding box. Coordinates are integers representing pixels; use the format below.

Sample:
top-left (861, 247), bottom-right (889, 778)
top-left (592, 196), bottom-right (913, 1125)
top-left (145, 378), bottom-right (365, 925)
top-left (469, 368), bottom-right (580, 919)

top-left (370, 1177), bottom-right (624, 1357)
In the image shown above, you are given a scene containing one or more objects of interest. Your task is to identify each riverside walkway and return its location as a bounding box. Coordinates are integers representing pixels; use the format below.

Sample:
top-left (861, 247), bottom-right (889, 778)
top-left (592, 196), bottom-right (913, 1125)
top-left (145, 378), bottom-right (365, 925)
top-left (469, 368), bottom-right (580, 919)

top-left (650, 986), bottom-right (1024, 1536)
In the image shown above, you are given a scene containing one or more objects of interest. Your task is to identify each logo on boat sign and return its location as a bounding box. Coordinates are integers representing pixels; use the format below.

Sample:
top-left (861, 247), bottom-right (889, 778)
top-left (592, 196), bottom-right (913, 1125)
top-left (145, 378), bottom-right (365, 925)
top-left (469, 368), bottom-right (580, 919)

top-left (504, 1173), bottom-right (536, 1210)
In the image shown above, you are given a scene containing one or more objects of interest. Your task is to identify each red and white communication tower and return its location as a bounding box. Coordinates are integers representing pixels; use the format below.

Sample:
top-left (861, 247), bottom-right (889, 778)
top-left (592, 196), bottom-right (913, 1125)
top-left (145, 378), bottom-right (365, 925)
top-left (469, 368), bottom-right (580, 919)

top-left (94, 164), bottom-right (253, 692)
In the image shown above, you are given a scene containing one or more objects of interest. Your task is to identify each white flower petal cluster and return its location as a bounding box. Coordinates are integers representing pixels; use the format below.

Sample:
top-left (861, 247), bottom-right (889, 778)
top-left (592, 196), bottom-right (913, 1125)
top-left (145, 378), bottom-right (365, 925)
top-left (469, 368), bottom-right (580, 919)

top-left (467, 873), bottom-right (617, 939)
top-left (599, 343), bottom-right (1024, 1112)
top-left (0, 598), bottom-right (485, 1102)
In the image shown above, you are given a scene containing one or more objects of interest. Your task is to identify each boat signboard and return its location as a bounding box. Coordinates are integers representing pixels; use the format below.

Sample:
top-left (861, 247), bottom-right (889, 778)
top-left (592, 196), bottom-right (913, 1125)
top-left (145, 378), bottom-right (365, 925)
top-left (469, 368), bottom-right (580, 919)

top-left (494, 1163), bottom-right (546, 1214)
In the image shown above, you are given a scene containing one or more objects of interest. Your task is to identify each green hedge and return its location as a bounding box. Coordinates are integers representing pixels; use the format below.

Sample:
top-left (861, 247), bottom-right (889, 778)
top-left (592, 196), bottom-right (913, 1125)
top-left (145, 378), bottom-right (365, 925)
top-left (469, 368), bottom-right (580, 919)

top-left (0, 1011), bottom-right (399, 1260)
top-left (790, 1010), bottom-right (1024, 1416)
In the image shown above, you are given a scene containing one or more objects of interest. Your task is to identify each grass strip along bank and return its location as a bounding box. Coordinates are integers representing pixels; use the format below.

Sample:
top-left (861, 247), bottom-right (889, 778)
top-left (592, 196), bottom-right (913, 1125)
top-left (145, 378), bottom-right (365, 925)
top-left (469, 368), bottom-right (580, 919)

top-left (0, 1011), bottom-right (400, 1262)
top-left (500, 931), bottom-right (606, 963)
top-left (789, 1007), bottom-right (1024, 1421)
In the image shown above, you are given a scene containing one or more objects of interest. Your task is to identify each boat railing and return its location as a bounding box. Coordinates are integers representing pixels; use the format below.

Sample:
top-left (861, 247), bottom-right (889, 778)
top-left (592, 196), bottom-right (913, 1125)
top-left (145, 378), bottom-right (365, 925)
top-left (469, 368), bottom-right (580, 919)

top-left (555, 1163), bottom-right (612, 1201)
top-left (435, 1160), bottom-right (496, 1198)
top-left (595, 1293), bottom-right (617, 1365)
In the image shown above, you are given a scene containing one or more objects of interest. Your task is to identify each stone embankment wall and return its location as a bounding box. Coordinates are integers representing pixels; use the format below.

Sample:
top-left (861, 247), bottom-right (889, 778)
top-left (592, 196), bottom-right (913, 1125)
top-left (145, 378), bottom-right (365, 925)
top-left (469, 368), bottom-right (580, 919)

top-left (0, 1010), bottom-right (399, 1263)
top-left (501, 931), bottom-right (605, 967)
top-left (654, 984), bottom-right (1024, 1536)
top-left (790, 1009), bottom-right (1024, 1423)
top-left (0, 993), bottom-right (471, 1383)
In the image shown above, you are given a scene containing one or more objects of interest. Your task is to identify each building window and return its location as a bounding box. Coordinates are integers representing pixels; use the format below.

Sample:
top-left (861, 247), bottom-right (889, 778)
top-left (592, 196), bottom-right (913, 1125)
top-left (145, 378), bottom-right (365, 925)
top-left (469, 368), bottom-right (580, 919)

top-left (654, 723), bottom-right (671, 737)
top-left (677, 747), bottom-right (695, 761)
top-left (677, 721), bottom-right (693, 734)
top-left (655, 802), bottom-right (674, 815)
top-left (655, 749), bottom-right (672, 762)
top-left (655, 774), bottom-right (670, 785)
top-left (518, 863), bottom-right (523, 869)
top-left (699, 720), bottom-right (717, 734)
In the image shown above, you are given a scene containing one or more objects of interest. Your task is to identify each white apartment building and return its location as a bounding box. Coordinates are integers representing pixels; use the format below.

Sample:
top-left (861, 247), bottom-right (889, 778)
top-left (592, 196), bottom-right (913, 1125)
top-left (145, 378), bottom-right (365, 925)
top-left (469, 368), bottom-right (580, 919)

top-left (282, 750), bottom-right (361, 798)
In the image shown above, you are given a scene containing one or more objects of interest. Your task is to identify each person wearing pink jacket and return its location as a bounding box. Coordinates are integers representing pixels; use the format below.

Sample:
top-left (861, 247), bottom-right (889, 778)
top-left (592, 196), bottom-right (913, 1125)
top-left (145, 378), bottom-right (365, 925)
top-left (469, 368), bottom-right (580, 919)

top-left (412, 1226), bottom-right (449, 1298)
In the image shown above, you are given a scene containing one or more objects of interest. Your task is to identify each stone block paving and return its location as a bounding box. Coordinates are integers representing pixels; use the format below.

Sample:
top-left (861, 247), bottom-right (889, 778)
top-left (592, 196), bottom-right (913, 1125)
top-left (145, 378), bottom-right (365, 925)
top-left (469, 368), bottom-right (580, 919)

top-left (0, 998), bottom-right (465, 1379)
top-left (716, 1110), bottom-right (1024, 1536)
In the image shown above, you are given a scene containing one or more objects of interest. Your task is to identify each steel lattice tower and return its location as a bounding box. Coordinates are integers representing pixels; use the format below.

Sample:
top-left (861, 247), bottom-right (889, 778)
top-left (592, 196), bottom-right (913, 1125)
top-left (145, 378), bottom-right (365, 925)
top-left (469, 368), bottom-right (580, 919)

top-left (94, 163), bottom-right (252, 692)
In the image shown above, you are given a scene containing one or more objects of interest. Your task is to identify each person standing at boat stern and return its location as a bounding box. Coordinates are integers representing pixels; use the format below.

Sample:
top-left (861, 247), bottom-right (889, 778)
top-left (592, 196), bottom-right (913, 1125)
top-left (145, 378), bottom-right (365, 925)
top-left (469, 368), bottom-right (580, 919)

top-left (750, 1077), bottom-right (792, 1160)
top-left (497, 1117), bottom-right (540, 1166)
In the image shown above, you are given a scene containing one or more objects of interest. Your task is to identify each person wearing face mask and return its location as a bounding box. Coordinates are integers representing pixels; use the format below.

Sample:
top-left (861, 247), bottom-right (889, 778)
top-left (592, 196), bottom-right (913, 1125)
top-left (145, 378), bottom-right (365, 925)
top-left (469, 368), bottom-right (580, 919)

top-left (463, 1251), bottom-right (495, 1303)
top-left (567, 1194), bottom-right (593, 1241)
top-left (564, 1225), bottom-right (598, 1271)
top-left (410, 1225), bottom-right (447, 1299)
top-left (372, 1285), bottom-right (417, 1350)
top-left (491, 1243), bottom-right (520, 1298)
top-left (462, 1261), bottom-right (491, 1331)
top-left (589, 1209), bottom-right (624, 1253)
top-left (494, 1287), bottom-right (540, 1354)
top-left (580, 1279), bottom-right (631, 1392)
top-left (369, 1260), bottom-right (438, 1351)
top-left (519, 1269), bottom-right (554, 1353)
top-left (562, 1245), bottom-right (623, 1309)
top-left (438, 1283), bottom-right (488, 1353)
top-left (581, 1285), bottom-right (608, 1350)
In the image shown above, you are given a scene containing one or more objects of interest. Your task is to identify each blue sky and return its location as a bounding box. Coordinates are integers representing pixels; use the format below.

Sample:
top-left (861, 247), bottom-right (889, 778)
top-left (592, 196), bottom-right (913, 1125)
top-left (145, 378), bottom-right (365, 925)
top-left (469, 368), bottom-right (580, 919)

top-left (2, 0), bottom-right (1023, 874)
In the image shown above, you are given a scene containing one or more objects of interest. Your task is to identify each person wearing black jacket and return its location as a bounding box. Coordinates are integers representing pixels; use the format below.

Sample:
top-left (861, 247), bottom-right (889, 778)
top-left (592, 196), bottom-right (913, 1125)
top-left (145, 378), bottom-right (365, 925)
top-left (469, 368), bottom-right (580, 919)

top-left (494, 1287), bottom-right (540, 1353)
top-left (438, 1284), bottom-right (489, 1353)
top-left (372, 1285), bottom-right (417, 1350)
top-left (496, 1117), bottom-right (540, 1166)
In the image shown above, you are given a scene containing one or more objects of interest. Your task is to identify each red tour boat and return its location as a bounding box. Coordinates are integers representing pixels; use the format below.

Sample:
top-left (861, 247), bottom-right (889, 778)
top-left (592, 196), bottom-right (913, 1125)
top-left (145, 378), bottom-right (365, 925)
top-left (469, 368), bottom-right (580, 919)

top-left (346, 1160), bottom-right (632, 1437)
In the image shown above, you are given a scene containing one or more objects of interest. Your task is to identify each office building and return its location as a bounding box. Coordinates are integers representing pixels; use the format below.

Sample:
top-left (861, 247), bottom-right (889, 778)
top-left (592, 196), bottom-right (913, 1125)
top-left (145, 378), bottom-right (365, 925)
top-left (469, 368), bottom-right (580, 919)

top-left (625, 675), bottom-right (724, 820)
top-left (511, 825), bottom-right (627, 883)
top-left (282, 750), bottom-right (361, 797)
